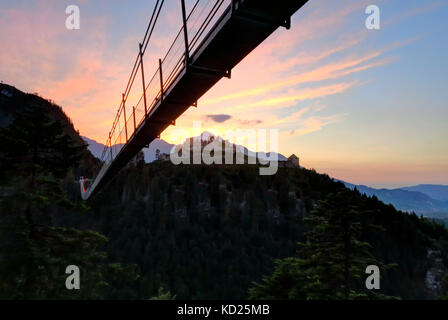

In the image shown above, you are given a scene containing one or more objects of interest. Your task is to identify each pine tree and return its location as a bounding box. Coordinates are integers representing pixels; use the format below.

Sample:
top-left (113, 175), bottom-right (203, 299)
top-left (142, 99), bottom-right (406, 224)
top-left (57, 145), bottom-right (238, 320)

top-left (248, 257), bottom-right (308, 299)
top-left (249, 190), bottom-right (397, 300)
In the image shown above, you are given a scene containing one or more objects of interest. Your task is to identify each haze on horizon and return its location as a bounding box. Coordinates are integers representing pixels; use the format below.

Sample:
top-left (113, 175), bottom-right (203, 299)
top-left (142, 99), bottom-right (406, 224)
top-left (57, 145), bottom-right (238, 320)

top-left (0, 0), bottom-right (447, 189)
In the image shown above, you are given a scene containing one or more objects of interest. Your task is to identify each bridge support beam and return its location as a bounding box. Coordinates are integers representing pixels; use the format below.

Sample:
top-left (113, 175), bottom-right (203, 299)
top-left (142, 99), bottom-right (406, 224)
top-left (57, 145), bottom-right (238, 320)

top-left (152, 119), bottom-right (176, 126)
top-left (234, 12), bottom-right (291, 29)
top-left (190, 65), bottom-right (231, 79)
top-left (163, 100), bottom-right (198, 108)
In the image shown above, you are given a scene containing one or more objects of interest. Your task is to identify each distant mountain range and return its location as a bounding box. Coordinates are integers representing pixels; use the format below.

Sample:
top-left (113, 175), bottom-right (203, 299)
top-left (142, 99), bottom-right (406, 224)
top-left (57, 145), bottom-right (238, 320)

top-left (82, 136), bottom-right (174, 163)
top-left (401, 185), bottom-right (448, 202)
top-left (340, 181), bottom-right (448, 218)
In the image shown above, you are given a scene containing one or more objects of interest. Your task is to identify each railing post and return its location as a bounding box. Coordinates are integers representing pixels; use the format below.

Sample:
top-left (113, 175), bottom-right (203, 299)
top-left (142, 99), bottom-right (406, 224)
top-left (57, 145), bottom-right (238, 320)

top-left (181, 0), bottom-right (190, 68)
top-left (159, 58), bottom-right (164, 102)
top-left (133, 106), bottom-right (136, 132)
top-left (109, 135), bottom-right (113, 160)
top-left (122, 93), bottom-right (128, 142)
top-left (139, 43), bottom-right (148, 116)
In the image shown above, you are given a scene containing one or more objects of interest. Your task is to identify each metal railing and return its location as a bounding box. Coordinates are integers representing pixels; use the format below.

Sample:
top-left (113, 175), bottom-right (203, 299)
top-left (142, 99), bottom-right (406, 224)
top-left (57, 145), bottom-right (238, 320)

top-left (88, 0), bottom-right (231, 191)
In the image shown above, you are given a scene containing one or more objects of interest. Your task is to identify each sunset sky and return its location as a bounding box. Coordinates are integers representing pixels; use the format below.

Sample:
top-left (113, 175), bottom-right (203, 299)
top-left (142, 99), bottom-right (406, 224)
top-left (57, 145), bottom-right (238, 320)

top-left (1, 0), bottom-right (447, 188)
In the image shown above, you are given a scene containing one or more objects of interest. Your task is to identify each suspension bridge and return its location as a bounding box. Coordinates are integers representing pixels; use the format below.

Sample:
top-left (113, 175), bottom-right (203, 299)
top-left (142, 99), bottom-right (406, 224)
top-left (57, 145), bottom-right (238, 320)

top-left (80, 0), bottom-right (309, 200)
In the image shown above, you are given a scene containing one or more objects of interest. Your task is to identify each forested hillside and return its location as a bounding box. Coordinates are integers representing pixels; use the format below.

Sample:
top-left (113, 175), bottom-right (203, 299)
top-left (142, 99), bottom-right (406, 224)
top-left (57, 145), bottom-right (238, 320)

top-left (1, 86), bottom-right (448, 299)
top-left (61, 161), bottom-right (448, 299)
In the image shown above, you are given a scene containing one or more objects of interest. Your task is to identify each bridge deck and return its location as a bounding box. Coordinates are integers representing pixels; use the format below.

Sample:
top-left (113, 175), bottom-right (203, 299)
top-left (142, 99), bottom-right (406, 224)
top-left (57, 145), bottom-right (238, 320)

top-left (82, 0), bottom-right (309, 199)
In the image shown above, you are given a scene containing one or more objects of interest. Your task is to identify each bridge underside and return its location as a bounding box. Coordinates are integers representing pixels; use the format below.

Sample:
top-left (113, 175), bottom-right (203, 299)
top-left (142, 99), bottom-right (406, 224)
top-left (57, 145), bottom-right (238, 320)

top-left (84, 0), bottom-right (309, 199)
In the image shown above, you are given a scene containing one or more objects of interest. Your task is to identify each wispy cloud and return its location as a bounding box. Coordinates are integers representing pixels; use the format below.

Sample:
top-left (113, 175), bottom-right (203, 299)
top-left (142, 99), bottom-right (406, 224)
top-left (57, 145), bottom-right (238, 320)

top-left (203, 51), bottom-right (391, 108)
top-left (228, 81), bottom-right (359, 111)
top-left (289, 114), bottom-right (345, 137)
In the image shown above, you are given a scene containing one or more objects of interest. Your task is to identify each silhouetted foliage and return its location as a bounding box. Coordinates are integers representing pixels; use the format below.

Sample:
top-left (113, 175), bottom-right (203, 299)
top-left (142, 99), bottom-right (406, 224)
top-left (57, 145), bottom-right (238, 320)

top-left (0, 102), bottom-right (137, 299)
top-left (249, 190), bottom-right (398, 300)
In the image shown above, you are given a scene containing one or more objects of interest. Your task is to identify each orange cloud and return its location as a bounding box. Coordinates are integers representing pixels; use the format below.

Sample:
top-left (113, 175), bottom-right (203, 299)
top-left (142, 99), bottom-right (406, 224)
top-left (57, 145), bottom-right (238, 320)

top-left (227, 82), bottom-right (358, 111)
top-left (202, 50), bottom-right (390, 107)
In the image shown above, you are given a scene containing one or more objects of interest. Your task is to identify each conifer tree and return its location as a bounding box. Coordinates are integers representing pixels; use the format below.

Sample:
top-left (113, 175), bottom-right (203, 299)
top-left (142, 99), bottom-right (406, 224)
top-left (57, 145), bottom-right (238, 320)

top-left (249, 189), bottom-right (397, 300)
